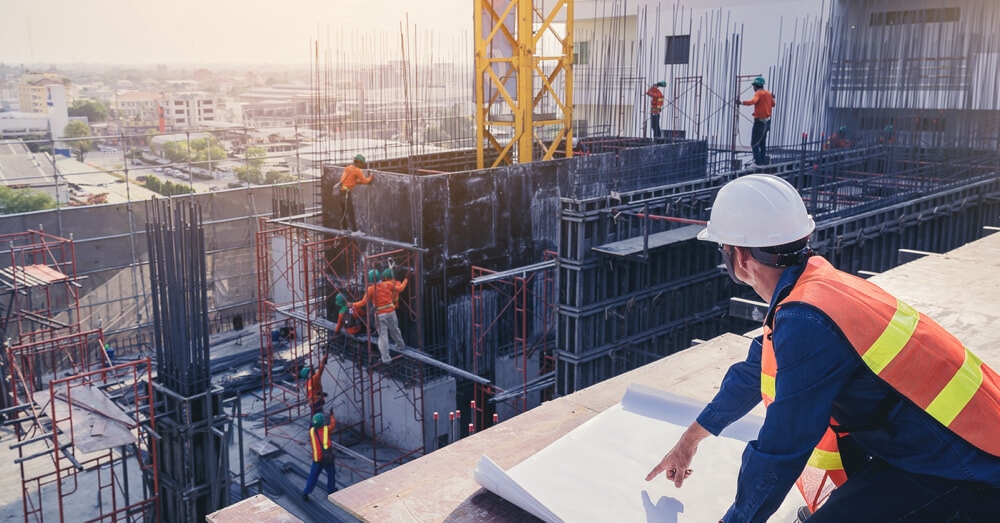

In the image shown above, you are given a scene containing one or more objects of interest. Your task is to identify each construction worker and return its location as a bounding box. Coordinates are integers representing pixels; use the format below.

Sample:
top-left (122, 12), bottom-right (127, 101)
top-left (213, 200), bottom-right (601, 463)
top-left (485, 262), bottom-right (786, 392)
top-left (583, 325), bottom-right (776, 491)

top-left (738, 76), bottom-right (775, 166)
top-left (301, 353), bottom-right (329, 415)
top-left (302, 412), bottom-right (337, 500)
top-left (645, 174), bottom-right (1000, 522)
top-left (353, 267), bottom-right (409, 364)
top-left (824, 125), bottom-right (851, 150)
top-left (645, 80), bottom-right (666, 140)
top-left (879, 123), bottom-right (896, 145)
top-left (337, 154), bottom-right (373, 233)
top-left (333, 293), bottom-right (362, 336)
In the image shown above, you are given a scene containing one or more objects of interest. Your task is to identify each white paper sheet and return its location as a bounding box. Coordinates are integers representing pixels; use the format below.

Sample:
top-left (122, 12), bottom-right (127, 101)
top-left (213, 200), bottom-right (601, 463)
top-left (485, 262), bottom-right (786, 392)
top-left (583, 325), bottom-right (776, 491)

top-left (474, 384), bottom-right (802, 522)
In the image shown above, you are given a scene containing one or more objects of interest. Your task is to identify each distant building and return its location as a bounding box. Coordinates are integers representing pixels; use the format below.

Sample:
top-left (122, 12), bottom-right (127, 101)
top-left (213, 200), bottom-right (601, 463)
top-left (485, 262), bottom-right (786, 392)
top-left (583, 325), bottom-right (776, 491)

top-left (17, 72), bottom-right (66, 114)
top-left (164, 93), bottom-right (216, 129)
top-left (113, 91), bottom-right (164, 139)
top-left (0, 84), bottom-right (69, 139)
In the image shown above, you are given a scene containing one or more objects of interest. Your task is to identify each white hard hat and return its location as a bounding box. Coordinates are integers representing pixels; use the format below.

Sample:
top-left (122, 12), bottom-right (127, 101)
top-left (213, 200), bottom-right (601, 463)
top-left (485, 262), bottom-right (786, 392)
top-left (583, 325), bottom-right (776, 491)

top-left (697, 174), bottom-right (814, 247)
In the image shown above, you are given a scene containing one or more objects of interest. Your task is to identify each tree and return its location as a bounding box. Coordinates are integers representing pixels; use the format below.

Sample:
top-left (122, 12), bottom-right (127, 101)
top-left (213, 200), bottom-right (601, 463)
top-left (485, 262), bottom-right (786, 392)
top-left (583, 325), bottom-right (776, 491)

top-left (163, 141), bottom-right (189, 163)
top-left (68, 99), bottom-right (109, 122)
top-left (265, 171), bottom-right (297, 184)
top-left (0, 186), bottom-right (57, 214)
top-left (189, 137), bottom-right (228, 171)
top-left (63, 120), bottom-right (94, 160)
top-left (142, 175), bottom-right (193, 197)
top-left (236, 147), bottom-right (266, 184)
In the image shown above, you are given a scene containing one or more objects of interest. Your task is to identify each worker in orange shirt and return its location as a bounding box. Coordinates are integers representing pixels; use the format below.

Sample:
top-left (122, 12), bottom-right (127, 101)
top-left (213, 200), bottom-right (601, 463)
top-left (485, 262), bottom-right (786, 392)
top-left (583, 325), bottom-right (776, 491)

top-left (337, 154), bottom-right (373, 233)
top-left (333, 293), bottom-right (362, 336)
top-left (645, 80), bottom-right (666, 140)
top-left (301, 353), bottom-right (328, 415)
top-left (738, 77), bottom-right (776, 166)
top-left (824, 126), bottom-right (852, 150)
top-left (353, 268), bottom-right (410, 363)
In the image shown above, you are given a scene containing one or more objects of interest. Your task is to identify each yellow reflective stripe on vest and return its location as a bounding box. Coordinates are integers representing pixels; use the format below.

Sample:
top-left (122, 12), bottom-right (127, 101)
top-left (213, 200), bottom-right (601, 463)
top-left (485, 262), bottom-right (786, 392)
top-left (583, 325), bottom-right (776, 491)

top-left (862, 299), bottom-right (919, 374)
top-left (761, 373), bottom-right (775, 400)
top-left (926, 349), bottom-right (984, 426)
top-left (806, 447), bottom-right (844, 472)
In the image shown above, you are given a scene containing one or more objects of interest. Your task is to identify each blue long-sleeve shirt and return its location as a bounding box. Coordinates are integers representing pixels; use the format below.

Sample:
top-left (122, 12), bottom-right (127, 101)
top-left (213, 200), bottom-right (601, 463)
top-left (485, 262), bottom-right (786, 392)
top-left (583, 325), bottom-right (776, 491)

top-left (696, 261), bottom-right (1000, 522)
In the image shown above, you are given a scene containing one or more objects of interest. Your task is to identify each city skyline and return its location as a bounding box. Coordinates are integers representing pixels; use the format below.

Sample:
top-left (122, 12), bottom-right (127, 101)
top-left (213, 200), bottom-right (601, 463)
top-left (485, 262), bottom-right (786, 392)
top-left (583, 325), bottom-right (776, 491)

top-left (1, 0), bottom-right (473, 67)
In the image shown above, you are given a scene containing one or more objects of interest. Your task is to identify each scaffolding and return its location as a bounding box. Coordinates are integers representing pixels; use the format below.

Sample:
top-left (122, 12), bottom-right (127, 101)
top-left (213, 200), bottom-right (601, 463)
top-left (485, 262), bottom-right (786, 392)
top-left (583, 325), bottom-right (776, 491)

top-left (256, 199), bottom-right (431, 479)
top-left (6, 328), bottom-right (158, 523)
top-left (0, 230), bottom-right (81, 347)
top-left (469, 253), bottom-right (557, 429)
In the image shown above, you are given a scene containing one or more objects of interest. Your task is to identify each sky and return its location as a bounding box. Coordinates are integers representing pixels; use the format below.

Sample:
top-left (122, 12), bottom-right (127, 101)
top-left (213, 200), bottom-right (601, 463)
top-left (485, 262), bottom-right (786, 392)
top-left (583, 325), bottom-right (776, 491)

top-left (1, 0), bottom-right (474, 66)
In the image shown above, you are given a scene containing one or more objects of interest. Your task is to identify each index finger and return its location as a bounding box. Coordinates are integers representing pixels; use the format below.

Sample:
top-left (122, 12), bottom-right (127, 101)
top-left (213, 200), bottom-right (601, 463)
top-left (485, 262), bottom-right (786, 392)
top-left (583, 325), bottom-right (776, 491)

top-left (644, 463), bottom-right (665, 482)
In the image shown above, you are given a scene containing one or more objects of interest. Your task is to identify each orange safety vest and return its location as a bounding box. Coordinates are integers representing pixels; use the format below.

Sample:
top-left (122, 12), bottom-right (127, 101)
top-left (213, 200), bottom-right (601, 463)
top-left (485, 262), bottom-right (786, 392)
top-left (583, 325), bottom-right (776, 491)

top-left (306, 368), bottom-right (323, 403)
top-left (646, 86), bottom-right (664, 114)
top-left (762, 256), bottom-right (1000, 510)
top-left (310, 425), bottom-right (331, 462)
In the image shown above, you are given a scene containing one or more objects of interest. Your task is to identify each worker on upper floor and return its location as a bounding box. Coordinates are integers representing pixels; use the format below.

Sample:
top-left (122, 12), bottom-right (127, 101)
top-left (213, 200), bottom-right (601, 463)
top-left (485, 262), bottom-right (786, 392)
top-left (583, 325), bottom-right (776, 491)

top-left (337, 154), bottom-right (373, 234)
top-left (301, 353), bottom-right (329, 416)
top-left (353, 267), bottom-right (411, 364)
top-left (880, 123), bottom-right (896, 145)
top-left (824, 125), bottom-right (852, 150)
top-left (646, 174), bottom-right (1000, 522)
top-left (645, 80), bottom-right (666, 140)
top-left (302, 412), bottom-right (337, 500)
top-left (737, 76), bottom-right (776, 166)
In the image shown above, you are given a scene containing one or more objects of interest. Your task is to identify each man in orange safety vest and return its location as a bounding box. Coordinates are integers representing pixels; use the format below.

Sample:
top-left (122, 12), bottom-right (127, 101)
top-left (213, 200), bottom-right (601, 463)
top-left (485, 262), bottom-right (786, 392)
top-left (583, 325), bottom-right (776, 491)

top-left (646, 174), bottom-right (1000, 522)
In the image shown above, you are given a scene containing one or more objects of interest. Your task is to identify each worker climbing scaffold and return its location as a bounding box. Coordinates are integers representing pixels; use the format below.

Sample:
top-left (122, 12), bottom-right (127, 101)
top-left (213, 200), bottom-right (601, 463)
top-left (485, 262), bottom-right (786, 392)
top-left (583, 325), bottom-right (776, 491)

top-left (353, 267), bottom-right (411, 364)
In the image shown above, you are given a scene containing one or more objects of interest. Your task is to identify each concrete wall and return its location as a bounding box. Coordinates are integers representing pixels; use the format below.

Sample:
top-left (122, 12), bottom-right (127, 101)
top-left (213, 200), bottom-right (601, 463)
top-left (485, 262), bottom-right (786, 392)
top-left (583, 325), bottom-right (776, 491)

top-left (322, 141), bottom-right (708, 370)
top-left (494, 352), bottom-right (542, 421)
top-left (323, 355), bottom-right (456, 453)
top-left (0, 184), bottom-right (295, 349)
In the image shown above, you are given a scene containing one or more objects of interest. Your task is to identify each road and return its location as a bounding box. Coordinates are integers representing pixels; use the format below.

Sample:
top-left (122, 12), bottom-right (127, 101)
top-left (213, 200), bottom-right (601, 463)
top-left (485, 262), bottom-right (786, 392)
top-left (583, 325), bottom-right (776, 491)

top-left (84, 151), bottom-right (243, 193)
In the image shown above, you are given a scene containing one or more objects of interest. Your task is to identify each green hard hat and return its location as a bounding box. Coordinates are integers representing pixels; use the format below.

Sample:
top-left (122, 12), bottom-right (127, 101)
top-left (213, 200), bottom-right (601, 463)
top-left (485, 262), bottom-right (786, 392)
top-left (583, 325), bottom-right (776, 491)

top-left (839, 125), bottom-right (848, 134)
top-left (382, 268), bottom-right (394, 280)
top-left (752, 76), bottom-right (765, 87)
top-left (656, 80), bottom-right (666, 87)
top-left (368, 269), bottom-right (379, 283)
top-left (300, 366), bottom-right (310, 379)
top-left (335, 293), bottom-right (349, 313)
top-left (312, 413), bottom-right (325, 427)
top-left (354, 154), bottom-right (366, 163)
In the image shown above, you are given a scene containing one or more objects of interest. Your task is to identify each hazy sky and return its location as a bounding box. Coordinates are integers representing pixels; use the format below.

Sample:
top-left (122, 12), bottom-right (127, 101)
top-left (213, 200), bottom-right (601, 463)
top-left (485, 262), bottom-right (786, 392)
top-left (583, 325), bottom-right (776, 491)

top-left (1, 0), bottom-right (474, 66)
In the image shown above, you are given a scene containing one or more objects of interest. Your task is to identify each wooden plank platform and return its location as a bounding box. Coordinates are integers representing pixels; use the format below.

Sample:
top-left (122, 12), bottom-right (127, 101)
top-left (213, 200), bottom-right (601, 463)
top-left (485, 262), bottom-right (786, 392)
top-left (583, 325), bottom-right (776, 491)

top-left (206, 494), bottom-right (302, 523)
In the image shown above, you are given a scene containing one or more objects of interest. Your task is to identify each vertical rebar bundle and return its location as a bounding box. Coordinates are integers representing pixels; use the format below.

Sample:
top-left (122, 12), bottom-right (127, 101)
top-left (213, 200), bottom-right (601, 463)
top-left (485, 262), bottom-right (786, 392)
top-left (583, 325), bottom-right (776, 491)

top-left (146, 198), bottom-right (211, 396)
top-left (145, 197), bottom-right (231, 522)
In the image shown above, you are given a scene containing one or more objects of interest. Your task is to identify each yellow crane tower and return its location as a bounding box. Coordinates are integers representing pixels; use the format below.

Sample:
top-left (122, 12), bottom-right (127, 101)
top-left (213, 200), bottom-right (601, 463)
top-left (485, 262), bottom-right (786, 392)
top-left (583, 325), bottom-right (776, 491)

top-left (474, 0), bottom-right (574, 168)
